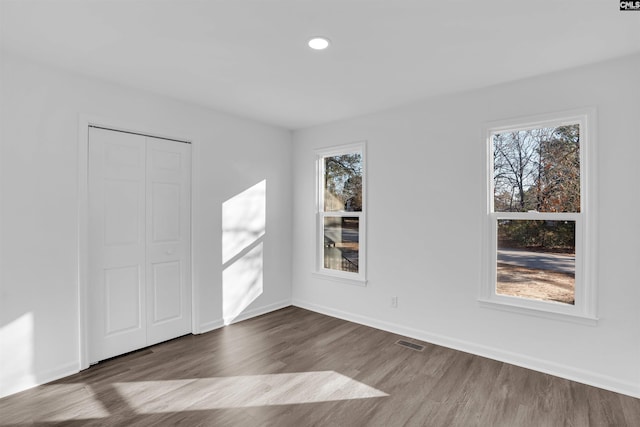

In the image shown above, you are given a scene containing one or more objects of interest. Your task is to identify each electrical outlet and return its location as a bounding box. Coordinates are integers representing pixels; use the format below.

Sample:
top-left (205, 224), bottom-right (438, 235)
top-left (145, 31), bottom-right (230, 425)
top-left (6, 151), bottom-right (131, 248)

top-left (391, 296), bottom-right (398, 308)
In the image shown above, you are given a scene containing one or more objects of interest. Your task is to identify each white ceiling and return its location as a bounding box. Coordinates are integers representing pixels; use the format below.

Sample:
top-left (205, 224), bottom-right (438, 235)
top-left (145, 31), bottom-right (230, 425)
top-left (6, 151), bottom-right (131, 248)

top-left (1, 0), bottom-right (639, 130)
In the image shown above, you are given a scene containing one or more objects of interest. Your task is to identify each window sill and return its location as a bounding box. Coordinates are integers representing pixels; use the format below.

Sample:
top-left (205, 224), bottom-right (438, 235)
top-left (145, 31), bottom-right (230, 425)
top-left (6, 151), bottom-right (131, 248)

top-left (478, 298), bottom-right (598, 326)
top-left (312, 271), bottom-right (367, 287)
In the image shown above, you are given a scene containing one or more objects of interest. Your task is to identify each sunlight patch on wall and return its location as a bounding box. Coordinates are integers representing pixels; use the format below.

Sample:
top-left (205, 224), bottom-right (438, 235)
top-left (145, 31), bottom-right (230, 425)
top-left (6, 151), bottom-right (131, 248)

top-left (0, 312), bottom-right (35, 397)
top-left (222, 180), bottom-right (266, 264)
top-left (222, 180), bottom-right (266, 324)
top-left (114, 371), bottom-right (388, 413)
top-left (222, 242), bottom-right (263, 324)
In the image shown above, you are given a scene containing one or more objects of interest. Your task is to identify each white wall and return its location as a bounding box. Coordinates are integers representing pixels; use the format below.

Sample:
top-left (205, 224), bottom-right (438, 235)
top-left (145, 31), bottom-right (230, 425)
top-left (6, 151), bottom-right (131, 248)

top-left (0, 52), bottom-right (292, 397)
top-left (2, 48), bottom-right (639, 400)
top-left (292, 54), bottom-right (640, 397)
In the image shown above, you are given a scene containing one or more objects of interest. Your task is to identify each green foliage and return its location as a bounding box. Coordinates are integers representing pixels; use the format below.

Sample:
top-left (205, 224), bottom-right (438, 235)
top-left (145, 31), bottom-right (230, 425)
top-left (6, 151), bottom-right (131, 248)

top-left (498, 220), bottom-right (575, 251)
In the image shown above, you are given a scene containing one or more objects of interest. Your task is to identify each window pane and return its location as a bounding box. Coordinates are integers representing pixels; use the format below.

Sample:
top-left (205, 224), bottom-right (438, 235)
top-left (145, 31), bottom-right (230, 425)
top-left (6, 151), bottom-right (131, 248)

top-left (496, 220), bottom-right (575, 305)
top-left (493, 124), bottom-right (580, 213)
top-left (324, 153), bottom-right (362, 212)
top-left (323, 216), bottom-right (359, 273)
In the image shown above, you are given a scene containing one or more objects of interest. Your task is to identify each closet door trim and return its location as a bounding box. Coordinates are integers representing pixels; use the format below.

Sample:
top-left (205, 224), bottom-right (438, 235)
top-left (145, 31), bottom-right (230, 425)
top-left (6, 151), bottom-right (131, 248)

top-left (78, 115), bottom-right (197, 370)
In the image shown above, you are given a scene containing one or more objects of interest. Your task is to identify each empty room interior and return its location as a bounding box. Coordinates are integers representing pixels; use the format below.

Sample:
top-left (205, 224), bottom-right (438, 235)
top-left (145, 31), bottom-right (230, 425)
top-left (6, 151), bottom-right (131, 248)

top-left (1, 1), bottom-right (640, 425)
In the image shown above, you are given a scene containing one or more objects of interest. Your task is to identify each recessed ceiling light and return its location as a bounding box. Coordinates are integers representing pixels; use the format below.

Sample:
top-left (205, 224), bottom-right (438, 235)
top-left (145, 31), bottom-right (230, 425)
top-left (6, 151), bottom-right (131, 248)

top-left (308, 37), bottom-right (330, 50)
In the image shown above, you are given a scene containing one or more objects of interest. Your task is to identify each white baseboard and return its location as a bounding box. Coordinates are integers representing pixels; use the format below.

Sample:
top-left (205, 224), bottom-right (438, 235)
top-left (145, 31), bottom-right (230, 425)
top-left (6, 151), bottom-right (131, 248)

top-left (226, 299), bottom-right (292, 325)
top-left (1, 361), bottom-right (79, 399)
top-left (1, 377), bottom-right (37, 399)
top-left (2, 298), bottom-right (293, 398)
top-left (38, 362), bottom-right (79, 385)
top-left (292, 299), bottom-right (640, 399)
top-left (197, 299), bottom-right (292, 334)
top-left (198, 318), bottom-right (225, 334)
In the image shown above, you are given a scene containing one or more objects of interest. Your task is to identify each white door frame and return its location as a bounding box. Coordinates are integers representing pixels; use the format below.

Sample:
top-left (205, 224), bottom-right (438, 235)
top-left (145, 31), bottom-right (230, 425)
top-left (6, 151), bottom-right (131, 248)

top-left (77, 114), bottom-right (199, 370)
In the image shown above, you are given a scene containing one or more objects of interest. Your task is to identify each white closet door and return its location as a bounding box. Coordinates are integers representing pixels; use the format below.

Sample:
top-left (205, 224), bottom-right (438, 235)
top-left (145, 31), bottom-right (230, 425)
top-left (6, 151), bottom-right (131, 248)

top-left (88, 128), bottom-right (191, 364)
top-left (88, 128), bottom-right (147, 362)
top-left (145, 137), bottom-right (191, 345)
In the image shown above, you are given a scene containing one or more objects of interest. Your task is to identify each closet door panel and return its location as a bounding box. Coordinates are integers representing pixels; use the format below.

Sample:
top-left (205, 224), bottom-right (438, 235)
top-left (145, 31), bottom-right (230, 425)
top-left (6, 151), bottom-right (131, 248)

top-left (88, 128), bottom-right (147, 363)
top-left (88, 128), bottom-right (192, 363)
top-left (146, 137), bottom-right (192, 345)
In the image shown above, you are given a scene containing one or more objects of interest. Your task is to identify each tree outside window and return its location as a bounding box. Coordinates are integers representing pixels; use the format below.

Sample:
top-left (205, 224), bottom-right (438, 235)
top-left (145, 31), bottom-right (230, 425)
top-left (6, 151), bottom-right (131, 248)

top-left (316, 144), bottom-right (366, 283)
top-left (490, 122), bottom-right (581, 306)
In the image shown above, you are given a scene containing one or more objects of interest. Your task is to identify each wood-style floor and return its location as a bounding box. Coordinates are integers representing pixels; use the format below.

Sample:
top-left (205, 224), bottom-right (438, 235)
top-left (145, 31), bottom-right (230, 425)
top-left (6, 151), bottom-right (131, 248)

top-left (2, 306), bottom-right (640, 426)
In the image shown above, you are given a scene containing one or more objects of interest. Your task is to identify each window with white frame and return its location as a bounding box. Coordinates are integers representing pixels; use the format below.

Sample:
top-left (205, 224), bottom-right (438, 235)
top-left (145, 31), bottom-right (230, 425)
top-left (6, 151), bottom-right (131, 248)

top-left (316, 142), bottom-right (366, 283)
top-left (481, 109), bottom-right (597, 321)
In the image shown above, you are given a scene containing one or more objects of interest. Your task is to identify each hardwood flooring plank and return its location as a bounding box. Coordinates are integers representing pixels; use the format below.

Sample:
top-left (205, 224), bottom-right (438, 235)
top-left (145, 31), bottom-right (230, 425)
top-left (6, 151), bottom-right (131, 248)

top-left (1, 306), bottom-right (640, 426)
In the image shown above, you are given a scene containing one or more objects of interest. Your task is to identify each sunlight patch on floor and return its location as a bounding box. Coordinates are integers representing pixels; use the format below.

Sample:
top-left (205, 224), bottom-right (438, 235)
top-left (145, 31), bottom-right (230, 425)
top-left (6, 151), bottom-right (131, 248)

top-left (114, 371), bottom-right (388, 413)
top-left (11, 384), bottom-right (110, 423)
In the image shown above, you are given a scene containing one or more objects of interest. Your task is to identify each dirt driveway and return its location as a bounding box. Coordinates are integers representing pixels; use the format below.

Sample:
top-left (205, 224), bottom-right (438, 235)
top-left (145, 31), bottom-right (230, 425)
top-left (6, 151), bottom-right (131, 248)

top-left (496, 262), bottom-right (575, 305)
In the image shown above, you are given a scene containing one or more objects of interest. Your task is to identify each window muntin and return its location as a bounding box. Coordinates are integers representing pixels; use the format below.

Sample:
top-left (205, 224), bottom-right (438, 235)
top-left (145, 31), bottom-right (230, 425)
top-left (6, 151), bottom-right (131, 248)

top-left (316, 144), bottom-right (366, 282)
top-left (483, 110), bottom-right (596, 320)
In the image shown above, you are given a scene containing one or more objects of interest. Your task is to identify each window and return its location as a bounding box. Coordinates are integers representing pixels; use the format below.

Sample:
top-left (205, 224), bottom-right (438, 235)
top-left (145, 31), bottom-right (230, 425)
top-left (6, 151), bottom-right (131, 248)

top-left (481, 110), bottom-right (597, 322)
top-left (316, 142), bottom-right (366, 284)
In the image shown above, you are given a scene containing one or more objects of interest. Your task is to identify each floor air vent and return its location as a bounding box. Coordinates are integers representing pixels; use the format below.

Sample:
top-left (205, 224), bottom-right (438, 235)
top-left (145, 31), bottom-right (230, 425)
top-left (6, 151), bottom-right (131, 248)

top-left (395, 340), bottom-right (425, 351)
